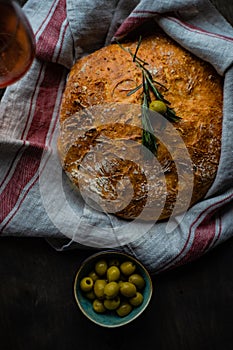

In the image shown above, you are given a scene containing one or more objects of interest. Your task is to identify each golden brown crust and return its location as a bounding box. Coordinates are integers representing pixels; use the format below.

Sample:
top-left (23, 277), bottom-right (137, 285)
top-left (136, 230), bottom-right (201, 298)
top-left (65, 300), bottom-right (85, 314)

top-left (58, 33), bottom-right (223, 221)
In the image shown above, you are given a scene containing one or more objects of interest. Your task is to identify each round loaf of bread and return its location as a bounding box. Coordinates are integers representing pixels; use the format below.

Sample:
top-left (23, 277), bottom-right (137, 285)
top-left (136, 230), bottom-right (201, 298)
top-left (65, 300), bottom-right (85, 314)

top-left (58, 33), bottom-right (223, 221)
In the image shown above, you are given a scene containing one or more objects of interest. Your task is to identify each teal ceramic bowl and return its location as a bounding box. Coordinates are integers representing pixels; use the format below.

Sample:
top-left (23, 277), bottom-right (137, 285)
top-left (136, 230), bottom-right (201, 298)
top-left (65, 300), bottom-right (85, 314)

top-left (73, 251), bottom-right (153, 328)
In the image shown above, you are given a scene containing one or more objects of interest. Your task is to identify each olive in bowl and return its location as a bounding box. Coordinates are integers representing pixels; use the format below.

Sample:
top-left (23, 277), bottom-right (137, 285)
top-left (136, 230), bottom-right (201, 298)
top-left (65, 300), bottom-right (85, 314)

top-left (73, 251), bottom-right (153, 328)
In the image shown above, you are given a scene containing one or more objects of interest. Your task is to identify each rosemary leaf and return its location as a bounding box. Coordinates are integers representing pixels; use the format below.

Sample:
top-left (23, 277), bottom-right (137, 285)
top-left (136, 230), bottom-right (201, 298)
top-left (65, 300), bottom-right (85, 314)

top-left (135, 56), bottom-right (149, 66)
top-left (165, 107), bottom-right (182, 122)
top-left (152, 79), bottom-right (168, 90)
top-left (127, 83), bottom-right (143, 96)
top-left (133, 35), bottom-right (142, 62)
top-left (143, 72), bottom-right (151, 104)
top-left (141, 92), bottom-right (158, 156)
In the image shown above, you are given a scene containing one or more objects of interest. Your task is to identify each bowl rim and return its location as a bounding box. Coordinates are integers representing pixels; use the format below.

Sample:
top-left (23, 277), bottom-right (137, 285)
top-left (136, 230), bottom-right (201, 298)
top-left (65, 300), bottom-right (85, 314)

top-left (73, 250), bottom-right (153, 328)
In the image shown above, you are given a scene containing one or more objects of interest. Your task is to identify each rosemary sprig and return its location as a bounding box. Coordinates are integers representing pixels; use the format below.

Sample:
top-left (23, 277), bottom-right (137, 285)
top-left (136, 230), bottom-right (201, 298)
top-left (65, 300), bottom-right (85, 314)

top-left (116, 36), bottom-right (181, 156)
top-left (141, 71), bottom-right (158, 156)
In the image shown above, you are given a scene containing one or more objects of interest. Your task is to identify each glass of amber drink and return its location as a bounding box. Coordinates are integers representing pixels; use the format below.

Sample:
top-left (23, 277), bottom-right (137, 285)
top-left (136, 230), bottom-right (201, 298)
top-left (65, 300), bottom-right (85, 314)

top-left (0, 0), bottom-right (35, 88)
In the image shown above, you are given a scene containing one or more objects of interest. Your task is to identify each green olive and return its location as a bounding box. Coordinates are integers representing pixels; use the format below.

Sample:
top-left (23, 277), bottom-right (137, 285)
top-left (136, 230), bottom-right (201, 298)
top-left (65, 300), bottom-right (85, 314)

top-left (149, 100), bottom-right (167, 114)
top-left (107, 266), bottom-right (120, 282)
top-left (104, 296), bottom-right (121, 310)
top-left (120, 261), bottom-right (136, 276)
top-left (92, 299), bottom-right (106, 313)
top-left (120, 282), bottom-right (137, 298)
top-left (95, 259), bottom-right (108, 276)
top-left (80, 277), bottom-right (94, 292)
top-left (129, 292), bottom-right (144, 306)
top-left (128, 273), bottom-right (145, 290)
top-left (93, 279), bottom-right (107, 299)
top-left (88, 270), bottom-right (99, 282)
top-left (104, 282), bottom-right (120, 299)
top-left (116, 301), bottom-right (133, 317)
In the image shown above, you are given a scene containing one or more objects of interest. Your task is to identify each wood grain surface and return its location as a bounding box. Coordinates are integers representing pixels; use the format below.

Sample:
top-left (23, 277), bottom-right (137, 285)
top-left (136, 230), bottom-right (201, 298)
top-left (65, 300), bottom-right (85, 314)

top-left (0, 236), bottom-right (233, 350)
top-left (0, 1), bottom-right (233, 350)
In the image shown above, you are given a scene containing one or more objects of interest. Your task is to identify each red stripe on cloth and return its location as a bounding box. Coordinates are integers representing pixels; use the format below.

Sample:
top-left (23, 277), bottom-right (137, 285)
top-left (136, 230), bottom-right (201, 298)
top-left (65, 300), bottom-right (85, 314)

top-left (21, 0), bottom-right (67, 142)
top-left (0, 64), bottom-right (65, 228)
top-left (0, 0), bottom-right (68, 229)
top-left (55, 20), bottom-right (69, 64)
top-left (166, 16), bottom-right (233, 42)
top-left (114, 16), bottom-right (149, 38)
top-left (0, 145), bottom-right (43, 224)
top-left (155, 193), bottom-right (233, 273)
top-left (34, 0), bottom-right (58, 37)
top-left (26, 63), bottom-right (64, 145)
top-left (115, 11), bottom-right (233, 42)
top-left (212, 216), bottom-right (222, 247)
top-left (173, 213), bottom-right (217, 267)
top-left (133, 10), bottom-right (160, 15)
top-left (0, 148), bottom-right (53, 232)
top-left (21, 63), bottom-right (44, 140)
top-left (36, 0), bottom-right (67, 62)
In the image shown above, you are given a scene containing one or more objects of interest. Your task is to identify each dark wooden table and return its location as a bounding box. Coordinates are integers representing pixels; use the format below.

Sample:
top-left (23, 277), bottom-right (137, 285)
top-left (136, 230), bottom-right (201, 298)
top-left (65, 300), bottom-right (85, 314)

top-left (0, 236), bottom-right (233, 350)
top-left (1, 1), bottom-right (233, 349)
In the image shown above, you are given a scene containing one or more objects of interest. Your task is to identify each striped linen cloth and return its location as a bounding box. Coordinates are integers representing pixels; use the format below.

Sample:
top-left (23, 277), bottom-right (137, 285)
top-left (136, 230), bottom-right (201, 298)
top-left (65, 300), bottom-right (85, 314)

top-left (0, 0), bottom-right (233, 273)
